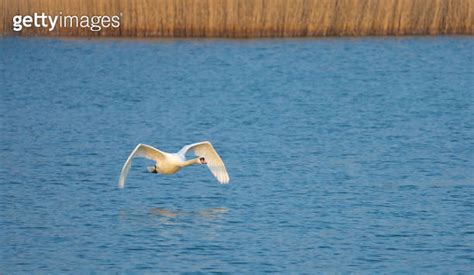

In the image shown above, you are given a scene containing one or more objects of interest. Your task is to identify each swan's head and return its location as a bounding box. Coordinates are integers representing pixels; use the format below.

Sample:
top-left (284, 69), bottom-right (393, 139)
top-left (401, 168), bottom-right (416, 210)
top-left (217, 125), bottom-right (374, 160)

top-left (199, 157), bottom-right (207, 164)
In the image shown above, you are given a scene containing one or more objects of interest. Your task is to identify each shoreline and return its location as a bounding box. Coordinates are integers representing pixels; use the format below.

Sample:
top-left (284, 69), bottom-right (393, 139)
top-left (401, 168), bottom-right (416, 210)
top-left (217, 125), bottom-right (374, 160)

top-left (2, 34), bottom-right (473, 42)
top-left (2, 0), bottom-right (472, 37)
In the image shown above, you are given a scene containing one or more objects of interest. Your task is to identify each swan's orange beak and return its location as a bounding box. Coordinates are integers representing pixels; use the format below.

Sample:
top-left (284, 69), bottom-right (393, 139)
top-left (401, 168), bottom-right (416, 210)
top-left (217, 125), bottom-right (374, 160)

top-left (199, 157), bottom-right (207, 164)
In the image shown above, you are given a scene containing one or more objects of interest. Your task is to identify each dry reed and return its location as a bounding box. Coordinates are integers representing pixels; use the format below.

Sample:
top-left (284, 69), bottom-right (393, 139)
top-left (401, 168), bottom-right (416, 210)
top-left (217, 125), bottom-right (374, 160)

top-left (1, 0), bottom-right (472, 37)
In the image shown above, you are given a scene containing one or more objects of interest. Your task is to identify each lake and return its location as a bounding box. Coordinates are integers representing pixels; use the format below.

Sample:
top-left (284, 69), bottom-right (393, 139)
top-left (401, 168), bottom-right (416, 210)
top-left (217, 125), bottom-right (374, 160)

top-left (0, 36), bottom-right (473, 273)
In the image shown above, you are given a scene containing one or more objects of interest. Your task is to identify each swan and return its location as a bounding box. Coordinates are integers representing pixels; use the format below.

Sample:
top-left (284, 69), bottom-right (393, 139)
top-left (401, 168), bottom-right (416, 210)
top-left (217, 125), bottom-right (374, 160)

top-left (118, 141), bottom-right (229, 188)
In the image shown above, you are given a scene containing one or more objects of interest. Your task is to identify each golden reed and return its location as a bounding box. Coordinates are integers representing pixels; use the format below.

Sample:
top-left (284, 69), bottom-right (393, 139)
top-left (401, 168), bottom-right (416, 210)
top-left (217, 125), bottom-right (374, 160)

top-left (1, 0), bottom-right (472, 37)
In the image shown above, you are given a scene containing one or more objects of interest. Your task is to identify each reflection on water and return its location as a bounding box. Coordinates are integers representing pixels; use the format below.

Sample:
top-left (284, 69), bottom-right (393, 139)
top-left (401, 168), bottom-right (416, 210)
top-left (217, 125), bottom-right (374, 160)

top-left (118, 207), bottom-right (229, 225)
top-left (150, 207), bottom-right (178, 218)
top-left (150, 207), bottom-right (229, 220)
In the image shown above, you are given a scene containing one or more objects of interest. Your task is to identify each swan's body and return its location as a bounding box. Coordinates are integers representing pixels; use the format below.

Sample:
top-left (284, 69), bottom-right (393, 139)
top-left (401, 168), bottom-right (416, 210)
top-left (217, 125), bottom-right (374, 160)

top-left (118, 141), bottom-right (229, 188)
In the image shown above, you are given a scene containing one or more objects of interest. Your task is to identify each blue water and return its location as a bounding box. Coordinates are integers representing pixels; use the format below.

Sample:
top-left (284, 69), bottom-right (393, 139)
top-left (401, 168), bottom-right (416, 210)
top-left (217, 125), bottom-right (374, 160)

top-left (1, 37), bottom-right (473, 273)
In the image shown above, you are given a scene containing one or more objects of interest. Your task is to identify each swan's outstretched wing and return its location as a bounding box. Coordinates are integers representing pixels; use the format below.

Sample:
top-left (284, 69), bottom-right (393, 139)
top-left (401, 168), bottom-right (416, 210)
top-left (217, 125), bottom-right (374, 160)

top-left (118, 144), bottom-right (165, 188)
top-left (179, 141), bottom-right (230, 184)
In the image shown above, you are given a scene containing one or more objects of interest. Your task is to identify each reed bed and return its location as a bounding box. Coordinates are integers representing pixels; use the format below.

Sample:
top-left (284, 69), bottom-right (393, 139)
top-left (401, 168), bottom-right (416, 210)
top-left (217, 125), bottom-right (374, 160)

top-left (1, 0), bottom-right (472, 37)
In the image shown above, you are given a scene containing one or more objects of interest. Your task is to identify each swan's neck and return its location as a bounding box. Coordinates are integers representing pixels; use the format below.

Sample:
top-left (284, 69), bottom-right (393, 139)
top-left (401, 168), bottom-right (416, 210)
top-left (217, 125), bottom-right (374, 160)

top-left (181, 158), bottom-right (201, 167)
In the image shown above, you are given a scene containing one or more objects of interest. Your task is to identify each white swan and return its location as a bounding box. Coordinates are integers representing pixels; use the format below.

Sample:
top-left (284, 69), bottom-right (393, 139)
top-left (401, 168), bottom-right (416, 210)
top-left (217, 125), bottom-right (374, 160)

top-left (118, 141), bottom-right (229, 188)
